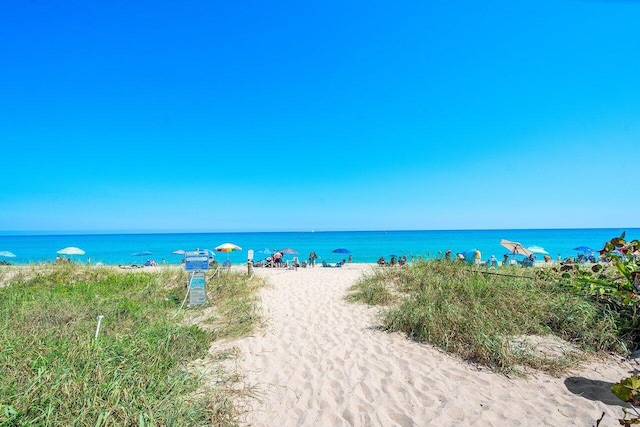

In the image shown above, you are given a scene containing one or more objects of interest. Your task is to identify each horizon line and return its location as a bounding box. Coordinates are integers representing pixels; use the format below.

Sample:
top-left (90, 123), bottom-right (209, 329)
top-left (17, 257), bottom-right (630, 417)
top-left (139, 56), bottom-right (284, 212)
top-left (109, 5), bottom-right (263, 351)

top-left (1, 226), bottom-right (636, 237)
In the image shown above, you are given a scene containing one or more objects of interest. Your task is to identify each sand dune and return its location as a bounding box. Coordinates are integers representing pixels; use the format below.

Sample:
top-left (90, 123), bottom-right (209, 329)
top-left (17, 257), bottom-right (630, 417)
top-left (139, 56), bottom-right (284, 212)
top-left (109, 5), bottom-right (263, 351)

top-left (221, 264), bottom-right (638, 426)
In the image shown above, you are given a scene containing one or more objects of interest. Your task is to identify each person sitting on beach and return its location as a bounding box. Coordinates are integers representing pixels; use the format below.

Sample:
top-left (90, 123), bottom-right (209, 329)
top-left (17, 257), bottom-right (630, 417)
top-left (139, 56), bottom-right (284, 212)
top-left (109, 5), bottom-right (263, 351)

top-left (489, 255), bottom-right (497, 268)
top-left (456, 253), bottom-right (465, 262)
top-left (273, 251), bottom-right (283, 267)
top-left (502, 254), bottom-right (509, 266)
top-left (390, 255), bottom-right (397, 266)
top-left (377, 256), bottom-right (386, 266)
top-left (445, 250), bottom-right (451, 261)
top-left (543, 255), bottom-right (551, 263)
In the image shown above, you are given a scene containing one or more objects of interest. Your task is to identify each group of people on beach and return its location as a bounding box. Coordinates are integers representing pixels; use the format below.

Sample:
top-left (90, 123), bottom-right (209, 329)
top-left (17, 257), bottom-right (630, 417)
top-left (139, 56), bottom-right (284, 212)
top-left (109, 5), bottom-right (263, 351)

top-left (445, 249), bottom-right (544, 268)
top-left (251, 250), bottom-right (355, 269)
top-left (376, 254), bottom-right (407, 267)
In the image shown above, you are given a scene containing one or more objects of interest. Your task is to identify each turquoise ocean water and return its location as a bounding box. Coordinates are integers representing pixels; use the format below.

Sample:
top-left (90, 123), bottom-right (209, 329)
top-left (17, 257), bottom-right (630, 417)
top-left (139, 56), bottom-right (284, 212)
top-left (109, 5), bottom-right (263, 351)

top-left (0, 228), bottom-right (637, 266)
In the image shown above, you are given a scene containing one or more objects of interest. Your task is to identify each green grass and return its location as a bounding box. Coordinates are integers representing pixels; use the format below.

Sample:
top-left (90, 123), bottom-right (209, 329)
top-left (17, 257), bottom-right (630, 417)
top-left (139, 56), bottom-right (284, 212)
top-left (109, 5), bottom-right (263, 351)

top-left (347, 260), bottom-right (626, 375)
top-left (0, 264), bottom-right (263, 426)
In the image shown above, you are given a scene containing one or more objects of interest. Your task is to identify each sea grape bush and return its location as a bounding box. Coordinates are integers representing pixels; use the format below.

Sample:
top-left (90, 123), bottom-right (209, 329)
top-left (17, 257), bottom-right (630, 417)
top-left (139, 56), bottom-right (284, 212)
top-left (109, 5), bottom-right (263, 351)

top-left (571, 233), bottom-right (640, 346)
top-left (570, 233), bottom-right (640, 426)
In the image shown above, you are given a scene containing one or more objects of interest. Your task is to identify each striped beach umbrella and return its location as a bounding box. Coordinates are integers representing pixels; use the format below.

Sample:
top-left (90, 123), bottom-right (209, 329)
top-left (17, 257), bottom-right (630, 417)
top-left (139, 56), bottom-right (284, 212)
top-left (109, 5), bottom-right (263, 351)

top-left (214, 243), bottom-right (242, 253)
top-left (215, 243), bottom-right (242, 261)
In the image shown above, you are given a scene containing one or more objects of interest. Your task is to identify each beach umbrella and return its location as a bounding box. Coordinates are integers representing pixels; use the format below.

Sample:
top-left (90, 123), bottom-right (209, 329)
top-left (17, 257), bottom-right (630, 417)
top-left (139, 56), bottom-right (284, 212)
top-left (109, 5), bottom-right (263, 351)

top-left (278, 248), bottom-right (299, 255)
top-left (0, 251), bottom-right (16, 258)
top-left (461, 250), bottom-right (478, 265)
top-left (332, 248), bottom-right (351, 254)
top-left (215, 243), bottom-right (242, 260)
top-left (499, 239), bottom-right (532, 257)
top-left (215, 243), bottom-right (242, 252)
top-left (172, 249), bottom-right (186, 255)
top-left (57, 247), bottom-right (86, 256)
top-left (132, 251), bottom-right (153, 257)
top-left (527, 245), bottom-right (549, 255)
top-left (573, 246), bottom-right (595, 254)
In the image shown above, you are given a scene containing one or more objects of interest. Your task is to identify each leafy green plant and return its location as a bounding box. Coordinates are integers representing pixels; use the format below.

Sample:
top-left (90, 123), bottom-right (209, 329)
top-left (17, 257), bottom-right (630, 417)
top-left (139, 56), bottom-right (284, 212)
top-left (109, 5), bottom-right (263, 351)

top-left (569, 233), bottom-right (640, 350)
top-left (611, 375), bottom-right (640, 427)
top-left (565, 233), bottom-right (640, 426)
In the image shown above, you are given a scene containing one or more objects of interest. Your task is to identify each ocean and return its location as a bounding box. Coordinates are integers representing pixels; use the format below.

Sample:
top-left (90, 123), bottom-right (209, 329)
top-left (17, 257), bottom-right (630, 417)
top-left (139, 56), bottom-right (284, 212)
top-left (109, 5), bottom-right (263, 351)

top-left (0, 228), bottom-right (637, 266)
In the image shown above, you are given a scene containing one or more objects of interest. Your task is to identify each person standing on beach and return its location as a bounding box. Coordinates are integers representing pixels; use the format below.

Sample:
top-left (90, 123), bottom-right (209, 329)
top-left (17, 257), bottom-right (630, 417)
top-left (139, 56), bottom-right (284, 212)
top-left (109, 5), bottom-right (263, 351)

top-left (308, 251), bottom-right (317, 267)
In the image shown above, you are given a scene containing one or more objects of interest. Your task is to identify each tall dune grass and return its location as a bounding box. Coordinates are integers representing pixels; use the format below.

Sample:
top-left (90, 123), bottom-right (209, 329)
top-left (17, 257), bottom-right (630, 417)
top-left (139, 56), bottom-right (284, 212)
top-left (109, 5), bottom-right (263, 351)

top-left (347, 260), bottom-right (626, 375)
top-left (0, 264), bottom-right (262, 426)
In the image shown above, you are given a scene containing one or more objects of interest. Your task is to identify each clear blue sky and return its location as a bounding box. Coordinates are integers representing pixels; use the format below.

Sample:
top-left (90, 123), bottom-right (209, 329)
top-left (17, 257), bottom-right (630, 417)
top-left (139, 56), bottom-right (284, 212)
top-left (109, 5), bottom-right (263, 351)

top-left (1, 0), bottom-right (639, 233)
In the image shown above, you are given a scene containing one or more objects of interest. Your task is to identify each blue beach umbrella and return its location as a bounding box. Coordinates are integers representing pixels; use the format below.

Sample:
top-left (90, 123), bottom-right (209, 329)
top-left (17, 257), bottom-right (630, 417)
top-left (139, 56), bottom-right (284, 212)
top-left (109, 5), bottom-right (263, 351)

top-left (332, 248), bottom-right (351, 254)
top-left (573, 246), bottom-right (595, 254)
top-left (132, 251), bottom-right (153, 257)
top-left (461, 250), bottom-right (478, 264)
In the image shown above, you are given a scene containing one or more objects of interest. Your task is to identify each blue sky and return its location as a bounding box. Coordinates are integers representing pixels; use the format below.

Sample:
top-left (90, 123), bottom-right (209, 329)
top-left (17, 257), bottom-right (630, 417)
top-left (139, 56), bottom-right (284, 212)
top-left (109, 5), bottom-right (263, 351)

top-left (1, 0), bottom-right (639, 233)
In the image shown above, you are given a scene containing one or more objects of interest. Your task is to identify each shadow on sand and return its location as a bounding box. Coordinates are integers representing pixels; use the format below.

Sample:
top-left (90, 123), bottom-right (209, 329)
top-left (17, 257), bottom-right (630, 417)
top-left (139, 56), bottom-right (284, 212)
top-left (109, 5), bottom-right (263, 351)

top-left (564, 377), bottom-right (629, 407)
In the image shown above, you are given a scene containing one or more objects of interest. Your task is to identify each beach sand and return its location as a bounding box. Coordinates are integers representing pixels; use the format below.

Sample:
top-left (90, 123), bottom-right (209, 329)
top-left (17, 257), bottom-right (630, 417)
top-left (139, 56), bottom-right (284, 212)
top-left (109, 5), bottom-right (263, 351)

top-left (218, 263), bottom-right (638, 426)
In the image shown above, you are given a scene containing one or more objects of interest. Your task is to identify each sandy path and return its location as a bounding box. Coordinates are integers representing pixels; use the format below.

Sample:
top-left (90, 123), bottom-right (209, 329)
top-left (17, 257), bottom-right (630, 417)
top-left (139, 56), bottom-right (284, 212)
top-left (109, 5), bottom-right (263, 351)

top-left (222, 264), bottom-right (638, 426)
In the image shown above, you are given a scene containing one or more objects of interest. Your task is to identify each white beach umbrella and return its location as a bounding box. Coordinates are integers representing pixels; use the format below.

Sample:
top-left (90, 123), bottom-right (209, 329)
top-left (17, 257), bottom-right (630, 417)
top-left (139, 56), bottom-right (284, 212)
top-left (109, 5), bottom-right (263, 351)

top-left (527, 245), bottom-right (549, 255)
top-left (0, 251), bottom-right (16, 258)
top-left (57, 246), bottom-right (86, 256)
